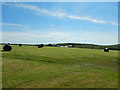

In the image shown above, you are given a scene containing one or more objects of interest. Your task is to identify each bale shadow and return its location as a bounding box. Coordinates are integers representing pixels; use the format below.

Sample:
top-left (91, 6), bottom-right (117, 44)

top-left (0, 50), bottom-right (11, 52)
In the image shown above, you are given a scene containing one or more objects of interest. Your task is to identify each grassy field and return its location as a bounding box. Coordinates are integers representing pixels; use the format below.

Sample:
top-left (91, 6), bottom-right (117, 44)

top-left (1, 45), bottom-right (119, 88)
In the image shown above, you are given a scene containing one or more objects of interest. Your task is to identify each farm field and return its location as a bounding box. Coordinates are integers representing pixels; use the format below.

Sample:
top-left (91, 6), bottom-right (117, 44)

top-left (1, 45), bottom-right (119, 88)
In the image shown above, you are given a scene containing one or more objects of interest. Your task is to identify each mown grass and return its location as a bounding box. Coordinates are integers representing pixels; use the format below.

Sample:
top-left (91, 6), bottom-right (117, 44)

top-left (1, 45), bottom-right (119, 88)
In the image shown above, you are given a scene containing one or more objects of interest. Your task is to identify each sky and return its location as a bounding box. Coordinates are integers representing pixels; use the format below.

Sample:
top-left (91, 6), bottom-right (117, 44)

top-left (1, 2), bottom-right (118, 45)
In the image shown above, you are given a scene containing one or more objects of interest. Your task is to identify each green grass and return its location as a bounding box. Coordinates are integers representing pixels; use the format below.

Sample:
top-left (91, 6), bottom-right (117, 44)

top-left (2, 45), bottom-right (119, 88)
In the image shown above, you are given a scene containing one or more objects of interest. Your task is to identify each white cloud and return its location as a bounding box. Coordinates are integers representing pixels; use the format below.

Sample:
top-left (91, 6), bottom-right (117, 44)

top-left (10, 3), bottom-right (118, 25)
top-left (1, 23), bottom-right (28, 27)
top-left (67, 15), bottom-right (108, 24)
top-left (15, 3), bottom-right (66, 18)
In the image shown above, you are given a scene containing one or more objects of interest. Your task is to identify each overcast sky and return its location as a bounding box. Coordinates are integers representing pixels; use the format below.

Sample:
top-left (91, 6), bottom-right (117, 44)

top-left (1, 2), bottom-right (118, 45)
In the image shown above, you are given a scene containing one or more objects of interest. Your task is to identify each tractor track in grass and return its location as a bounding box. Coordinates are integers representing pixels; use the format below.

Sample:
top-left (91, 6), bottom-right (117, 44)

top-left (3, 56), bottom-right (118, 72)
top-left (71, 63), bottom-right (118, 72)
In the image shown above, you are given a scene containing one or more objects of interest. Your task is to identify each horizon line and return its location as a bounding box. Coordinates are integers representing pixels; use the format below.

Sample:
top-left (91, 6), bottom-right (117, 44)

top-left (0, 42), bottom-right (119, 46)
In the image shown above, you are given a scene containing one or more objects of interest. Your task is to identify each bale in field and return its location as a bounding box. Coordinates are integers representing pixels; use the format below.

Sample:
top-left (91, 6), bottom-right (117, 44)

top-left (19, 44), bottom-right (22, 46)
top-left (104, 48), bottom-right (109, 52)
top-left (38, 44), bottom-right (44, 48)
top-left (3, 44), bottom-right (12, 51)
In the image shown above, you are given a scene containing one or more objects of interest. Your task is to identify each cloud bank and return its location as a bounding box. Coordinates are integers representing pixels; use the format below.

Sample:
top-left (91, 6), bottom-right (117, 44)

top-left (2, 30), bottom-right (118, 45)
